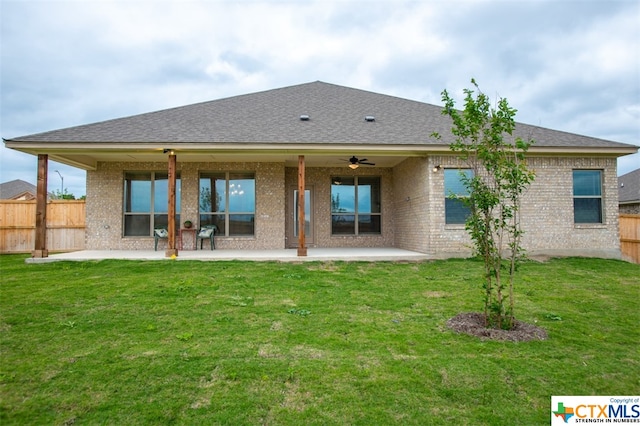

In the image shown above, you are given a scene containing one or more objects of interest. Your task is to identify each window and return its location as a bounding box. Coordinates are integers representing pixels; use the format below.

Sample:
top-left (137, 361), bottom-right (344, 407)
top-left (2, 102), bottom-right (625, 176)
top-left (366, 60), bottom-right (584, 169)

top-left (573, 170), bottom-right (603, 223)
top-left (331, 176), bottom-right (381, 235)
top-left (444, 169), bottom-right (473, 224)
top-left (123, 172), bottom-right (181, 236)
top-left (200, 172), bottom-right (255, 236)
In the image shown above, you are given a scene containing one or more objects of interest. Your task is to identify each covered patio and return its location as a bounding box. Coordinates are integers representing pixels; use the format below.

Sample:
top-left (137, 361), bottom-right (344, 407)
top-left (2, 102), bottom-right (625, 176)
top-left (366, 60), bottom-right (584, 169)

top-left (26, 247), bottom-right (434, 263)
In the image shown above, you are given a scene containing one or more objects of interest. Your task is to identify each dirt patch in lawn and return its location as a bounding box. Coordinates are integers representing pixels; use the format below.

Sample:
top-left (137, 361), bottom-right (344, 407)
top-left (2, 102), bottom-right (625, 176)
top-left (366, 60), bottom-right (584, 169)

top-left (446, 312), bottom-right (548, 342)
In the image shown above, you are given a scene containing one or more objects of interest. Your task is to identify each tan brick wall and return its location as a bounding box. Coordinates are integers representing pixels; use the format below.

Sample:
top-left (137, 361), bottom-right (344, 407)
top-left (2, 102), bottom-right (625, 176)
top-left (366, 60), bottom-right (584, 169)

top-left (424, 155), bottom-right (621, 258)
top-left (392, 157), bottom-right (431, 252)
top-left (86, 162), bottom-right (130, 250)
top-left (86, 155), bottom-right (621, 258)
top-left (425, 155), bottom-right (473, 257)
top-left (86, 161), bottom-right (285, 251)
top-left (520, 156), bottom-right (620, 258)
top-left (284, 166), bottom-right (394, 248)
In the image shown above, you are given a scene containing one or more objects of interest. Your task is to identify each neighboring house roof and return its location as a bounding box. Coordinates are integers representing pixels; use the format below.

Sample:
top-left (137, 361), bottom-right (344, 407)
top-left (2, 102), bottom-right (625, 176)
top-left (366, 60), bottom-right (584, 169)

top-left (0, 179), bottom-right (37, 200)
top-left (4, 81), bottom-right (638, 170)
top-left (618, 168), bottom-right (640, 204)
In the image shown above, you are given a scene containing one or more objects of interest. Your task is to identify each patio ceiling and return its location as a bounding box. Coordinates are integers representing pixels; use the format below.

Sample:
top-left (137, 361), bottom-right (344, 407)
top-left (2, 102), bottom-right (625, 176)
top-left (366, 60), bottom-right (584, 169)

top-left (7, 143), bottom-right (449, 170)
top-left (9, 143), bottom-right (637, 171)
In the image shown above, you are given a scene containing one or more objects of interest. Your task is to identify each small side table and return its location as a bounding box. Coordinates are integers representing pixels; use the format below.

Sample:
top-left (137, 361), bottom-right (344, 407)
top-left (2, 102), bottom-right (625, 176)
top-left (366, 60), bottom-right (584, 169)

top-left (179, 228), bottom-right (197, 250)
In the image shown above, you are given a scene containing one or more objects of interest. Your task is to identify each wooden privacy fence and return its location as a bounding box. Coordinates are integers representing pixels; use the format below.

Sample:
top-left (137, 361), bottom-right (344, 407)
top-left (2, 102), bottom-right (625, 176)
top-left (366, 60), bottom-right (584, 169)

top-left (620, 214), bottom-right (640, 264)
top-left (0, 200), bottom-right (638, 261)
top-left (0, 200), bottom-right (85, 253)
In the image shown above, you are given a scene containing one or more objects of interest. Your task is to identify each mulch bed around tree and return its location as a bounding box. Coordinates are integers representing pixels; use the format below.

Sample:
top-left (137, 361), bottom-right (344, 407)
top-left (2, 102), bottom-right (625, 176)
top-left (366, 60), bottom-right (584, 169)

top-left (446, 312), bottom-right (548, 342)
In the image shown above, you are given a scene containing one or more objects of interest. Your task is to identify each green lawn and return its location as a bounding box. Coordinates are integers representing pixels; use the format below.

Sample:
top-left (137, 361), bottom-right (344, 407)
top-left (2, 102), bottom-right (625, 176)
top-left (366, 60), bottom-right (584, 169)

top-left (0, 255), bottom-right (638, 425)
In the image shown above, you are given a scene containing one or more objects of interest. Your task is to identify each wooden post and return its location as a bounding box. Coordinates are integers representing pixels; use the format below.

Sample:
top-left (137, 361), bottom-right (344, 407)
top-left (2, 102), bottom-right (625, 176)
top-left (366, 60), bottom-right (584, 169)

top-left (297, 155), bottom-right (307, 256)
top-left (32, 154), bottom-right (48, 258)
top-left (165, 152), bottom-right (178, 257)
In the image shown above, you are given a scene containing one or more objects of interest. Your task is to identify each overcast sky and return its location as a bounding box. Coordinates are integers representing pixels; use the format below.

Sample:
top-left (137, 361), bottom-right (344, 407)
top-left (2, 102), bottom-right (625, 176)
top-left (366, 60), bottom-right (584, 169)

top-left (1, 0), bottom-right (639, 197)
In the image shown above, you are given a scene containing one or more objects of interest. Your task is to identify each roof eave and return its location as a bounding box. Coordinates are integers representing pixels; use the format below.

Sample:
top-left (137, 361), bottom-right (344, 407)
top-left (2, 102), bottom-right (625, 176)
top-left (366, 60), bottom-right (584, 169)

top-left (4, 140), bottom-right (637, 172)
top-left (528, 146), bottom-right (639, 156)
top-left (5, 140), bottom-right (637, 154)
top-left (3, 140), bottom-right (454, 155)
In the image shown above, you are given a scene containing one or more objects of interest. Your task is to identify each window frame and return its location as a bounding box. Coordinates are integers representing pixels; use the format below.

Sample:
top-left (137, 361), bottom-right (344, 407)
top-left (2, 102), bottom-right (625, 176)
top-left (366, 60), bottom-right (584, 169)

top-left (444, 168), bottom-right (473, 225)
top-left (123, 171), bottom-right (181, 237)
top-left (330, 176), bottom-right (382, 236)
top-left (572, 169), bottom-right (603, 224)
top-left (199, 171), bottom-right (256, 237)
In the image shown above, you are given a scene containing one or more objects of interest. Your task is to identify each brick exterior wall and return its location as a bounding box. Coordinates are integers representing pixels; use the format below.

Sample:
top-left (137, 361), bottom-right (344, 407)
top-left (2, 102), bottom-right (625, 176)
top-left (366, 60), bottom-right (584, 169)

top-left (392, 157), bottom-right (431, 253)
top-left (284, 166), bottom-right (394, 248)
top-left (520, 156), bottom-right (620, 258)
top-left (86, 162), bottom-right (129, 250)
top-left (420, 155), bottom-right (621, 259)
top-left (86, 155), bottom-right (622, 258)
top-left (86, 161), bottom-right (285, 251)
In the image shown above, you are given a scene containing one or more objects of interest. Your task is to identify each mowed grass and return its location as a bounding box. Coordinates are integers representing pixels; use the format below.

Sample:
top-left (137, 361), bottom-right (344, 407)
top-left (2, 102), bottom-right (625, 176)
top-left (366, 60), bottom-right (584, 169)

top-left (0, 255), bottom-right (638, 425)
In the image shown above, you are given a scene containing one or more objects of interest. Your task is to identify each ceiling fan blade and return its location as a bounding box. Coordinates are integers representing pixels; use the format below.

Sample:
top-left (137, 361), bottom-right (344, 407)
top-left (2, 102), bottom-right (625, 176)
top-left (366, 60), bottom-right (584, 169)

top-left (340, 156), bottom-right (374, 166)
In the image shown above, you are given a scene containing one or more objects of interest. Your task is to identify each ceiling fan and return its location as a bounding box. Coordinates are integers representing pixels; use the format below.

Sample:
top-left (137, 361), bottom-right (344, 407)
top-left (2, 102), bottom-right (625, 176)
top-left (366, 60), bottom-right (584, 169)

top-left (342, 156), bottom-right (375, 169)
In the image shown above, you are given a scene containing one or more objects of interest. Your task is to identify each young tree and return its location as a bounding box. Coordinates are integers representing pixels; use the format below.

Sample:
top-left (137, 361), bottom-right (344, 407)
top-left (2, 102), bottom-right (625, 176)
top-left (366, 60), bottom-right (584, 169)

top-left (50, 189), bottom-right (76, 200)
top-left (433, 79), bottom-right (536, 330)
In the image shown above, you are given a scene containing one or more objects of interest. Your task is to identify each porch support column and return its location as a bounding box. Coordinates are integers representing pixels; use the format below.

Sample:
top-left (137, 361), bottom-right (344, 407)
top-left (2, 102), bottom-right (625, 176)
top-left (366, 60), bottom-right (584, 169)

top-left (165, 152), bottom-right (179, 258)
top-left (297, 155), bottom-right (307, 256)
top-left (32, 154), bottom-right (49, 258)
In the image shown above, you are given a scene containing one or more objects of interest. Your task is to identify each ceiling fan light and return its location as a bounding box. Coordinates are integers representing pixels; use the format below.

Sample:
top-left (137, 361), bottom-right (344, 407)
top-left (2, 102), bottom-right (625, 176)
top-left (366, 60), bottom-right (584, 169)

top-left (349, 163), bottom-right (359, 170)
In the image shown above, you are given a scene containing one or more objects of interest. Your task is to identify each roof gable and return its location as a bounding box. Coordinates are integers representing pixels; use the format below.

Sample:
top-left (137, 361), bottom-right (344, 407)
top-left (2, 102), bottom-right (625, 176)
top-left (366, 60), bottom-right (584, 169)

top-left (0, 179), bottom-right (37, 200)
top-left (619, 168), bottom-right (640, 203)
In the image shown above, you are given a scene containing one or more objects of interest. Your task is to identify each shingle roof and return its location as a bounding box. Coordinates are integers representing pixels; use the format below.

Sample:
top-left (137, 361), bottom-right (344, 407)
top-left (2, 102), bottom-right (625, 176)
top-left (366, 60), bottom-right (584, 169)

top-left (0, 179), bottom-right (37, 200)
top-left (618, 168), bottom-right (640, 203)
top-left (4, 81), bottom-right (637, 150)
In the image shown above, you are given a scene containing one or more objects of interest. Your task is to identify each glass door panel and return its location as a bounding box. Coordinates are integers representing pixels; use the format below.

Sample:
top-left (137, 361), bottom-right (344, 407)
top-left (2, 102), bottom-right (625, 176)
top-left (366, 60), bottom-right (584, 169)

top-left (293, 189), bottom-right (313, 244)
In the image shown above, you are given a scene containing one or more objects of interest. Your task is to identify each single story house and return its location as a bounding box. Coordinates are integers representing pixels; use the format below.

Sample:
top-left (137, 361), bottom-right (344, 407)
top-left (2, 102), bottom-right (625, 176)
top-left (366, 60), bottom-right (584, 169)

top-left (618, 168), bottom-right (640, 214)
top-left (4, 81), bottom-right (638, 258)
top-left (0, 179), bottom-right (37, 201)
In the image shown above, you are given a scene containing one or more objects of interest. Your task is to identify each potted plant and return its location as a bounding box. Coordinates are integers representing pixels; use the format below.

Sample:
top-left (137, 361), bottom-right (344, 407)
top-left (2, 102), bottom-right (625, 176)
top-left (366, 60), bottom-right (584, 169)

top-left (183, 220), bottom-right (193, 229)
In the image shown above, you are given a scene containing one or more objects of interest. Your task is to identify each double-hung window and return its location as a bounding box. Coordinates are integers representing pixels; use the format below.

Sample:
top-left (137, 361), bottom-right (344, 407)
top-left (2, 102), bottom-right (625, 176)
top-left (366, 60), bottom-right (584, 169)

top-left (331, 176), bottom-right (381, 235)
top-left (199, 172), bottom-right (255, 236)
top-left (444, 169), bottom-right (473, 225)
top-left (573, 170), bottom-right (603, 223)
top-left (123, 172), bottom-right (181, 236)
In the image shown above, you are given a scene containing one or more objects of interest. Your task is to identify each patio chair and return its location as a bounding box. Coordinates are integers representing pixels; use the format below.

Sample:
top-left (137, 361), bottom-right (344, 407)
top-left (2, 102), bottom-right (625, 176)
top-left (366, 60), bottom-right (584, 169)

top-left (154, 228), bottom-right (169, 251)
top-left (196, 225), bottom-right (216, 250)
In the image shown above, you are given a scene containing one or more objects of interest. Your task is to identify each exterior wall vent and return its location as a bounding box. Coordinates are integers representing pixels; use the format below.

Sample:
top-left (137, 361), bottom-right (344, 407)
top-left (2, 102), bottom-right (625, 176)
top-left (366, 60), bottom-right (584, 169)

top-left (365, 116), bottom-right (375, 122)
top-left (300, 114), bottom-right (310, 121)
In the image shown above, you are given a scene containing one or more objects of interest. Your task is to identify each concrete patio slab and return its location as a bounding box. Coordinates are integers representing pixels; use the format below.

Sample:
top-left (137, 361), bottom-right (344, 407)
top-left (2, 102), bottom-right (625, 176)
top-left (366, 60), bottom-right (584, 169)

top-left (26, 248), bottom-right (434, 263)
